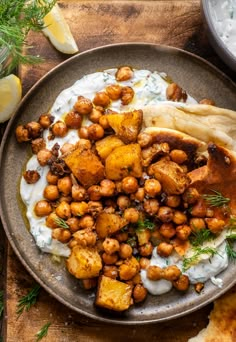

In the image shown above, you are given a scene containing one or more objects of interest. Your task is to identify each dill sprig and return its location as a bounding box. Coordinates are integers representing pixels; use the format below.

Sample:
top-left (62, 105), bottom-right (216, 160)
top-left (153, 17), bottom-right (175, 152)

top-left (202, 190), bottom-right (230, 207)
top-left (182, 246), bottom-right (219, 272)
top-left (225, 233), bottom-right (236, 261)
top-left (126, 236), bottom-right (137, 247)
top-left (16, 284), bottom-right (41, 317)
top-left (35, 322), bottom-right (51, 341)
top-left (53, 217), bottom-right (69, 229)
top-left (136, 219), bottom-right (155, 232)
top-left (190, 229), bottom-right (216, 247)
top-left (0, 291), bottom-right (3, 318)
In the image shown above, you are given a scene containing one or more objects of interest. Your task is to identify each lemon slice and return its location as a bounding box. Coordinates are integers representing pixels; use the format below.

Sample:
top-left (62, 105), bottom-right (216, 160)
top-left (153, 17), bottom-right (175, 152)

top-left (0, 74), bottom-right (22, 123)
top-left (43, 3), bottom-right (79, 54)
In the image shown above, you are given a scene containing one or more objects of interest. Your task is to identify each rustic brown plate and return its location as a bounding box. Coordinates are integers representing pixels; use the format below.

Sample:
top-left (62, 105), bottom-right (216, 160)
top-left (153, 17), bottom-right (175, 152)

top-left (1, 43), bottom-right (236, 324)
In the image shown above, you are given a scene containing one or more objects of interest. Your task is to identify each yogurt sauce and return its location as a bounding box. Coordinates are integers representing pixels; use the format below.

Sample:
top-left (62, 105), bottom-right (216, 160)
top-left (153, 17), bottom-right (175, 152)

top-left (210, 0), bottom-right (236, 57)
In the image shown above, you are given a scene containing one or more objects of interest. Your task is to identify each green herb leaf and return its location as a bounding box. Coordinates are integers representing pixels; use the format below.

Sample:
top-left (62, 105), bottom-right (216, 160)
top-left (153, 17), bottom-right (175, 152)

top-left (16, 284), bottom-right (41, 317)
top-left (202, 190), bottom-right (230, 207)
top-left (136, 219), bottom-right (155, 232)
top-left (126, 236), bottom-right (136, 247)
top-left (0, 291), bottom-right (3, 318)
top-left (225, 234), bottom-right (236, 261)
top-left (35, 322), bottom-right (51, 341)
top-left (182, 247), bottom-right (219, 272)
top-left (53, 217), bottom-right (69, 229)
top-left (190, 229), bottom-right (216, 247)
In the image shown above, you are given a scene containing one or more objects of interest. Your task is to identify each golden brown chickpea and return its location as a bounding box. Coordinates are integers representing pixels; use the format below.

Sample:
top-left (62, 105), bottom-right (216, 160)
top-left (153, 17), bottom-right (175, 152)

top-left (60, 143), bottom-right (74, 155)
top-left (121, 176), bottom-right (139, 194)
top-left (64, 110), bottom-right (82, 129)
top-left (131, 187), bottom-right (145, 202)
top-left (57, 176), bottom-right (72, 196)
top-left (119, 243), bottom-right (133, 259)
top-left (124, 208), bottom-right (139, 223)
top-left (189, 218), bottom-right (206, 232)
top-left (157, 206), bottom-right (174, 222)
top-left (150, 229), bottom-right (162, 245)
top-left (82, 278), bottom-right (97, 290)
top-left (98, 115), bottom-right (110, 129)
top-left (102, 252), bottom-right (118, 265)
top-left (199, 98), bottom-right (215, 105)
top-left (25, 121), bottom-right (42, 139)
top-left (51, 121), bottom-right (68, 137)
top-left (87, 185), bottom-right (101, 201)
top-left (52, 228), bottom-right (71, 243)
top-left (170, 149), bottom-right (188, 164)
top-left (93, 91), bottom-right (110, 107)
top-left (76, 138), bottom-right (92, 150)
top-left (66, 217), bottom-right (81, 232)
top-left (15, 125), bottom-right (30, 142)
top-left (139, 242), bottom-right (153, 257)
top-left (133, 284), bottom-right (148, 303)
top-left (172, 210), bottom-right (187, 225)
top-left (143, 199), bottom-right (159, 216)
top-left (46, 170), bottom-right (59, 185)
top-left (37, 149), bottom-right (52, 166)
top-left (119, 263), bottom-right (138, 281)
top-left (103, 238), bottom-right (120, 255)
top-left (74, 96), bottom-right (93, 115)
top-left (71, 201), bottom-right (88, 217)
top-left (105, 84), bottom-right (122, 100)
top-left (59, 195), bottom-right (72, 204)
top-left (190, 199), bottom-right (207, 217)
top-left (159, 222), bottom-right (176, 239)
top-left (38, 113), bottom-right (53, 128)
top-left (115, 66), bottom-right (133, 81)
top-left (87, 123), bottom-right (104, 140)
top-left (31, 137), bottom-right (46, 154)
top-left (162, 265), bottom-right (181, 281)
top-left (166, 83), bottom-right (187, 102)
top-left (103, 265), bottom-right (118, 279)
top-left (78, 127), bottom-right (89, 139)
top-left (78, 214), bottom-right (94, 229)
top-left (144, 178), bottom-right (162, 197)
top-left (73, 228), bottom-right (97, 246)
top-left (115, 181), bottom-right (123, 193)
top-left (157, 242), bottom-right (174, 257)
top-left (68, 239), bottom-right (78, 249)
top-left (117, 195), bottom-right (131, 210)
top-left (55, 201), bottom-right (71, 219)
top-left (165, 195), bottom-right (181, 208)
top-left (115, 231), bottom-right (129, 243)
top-left (205, 218), bottom-right (226, 234)
top-left (147, 265), bottom-right (163, 280)
top-left (87, 201), bottom-right (103, 217)
top-left (132, 273), bottom-right (142, 285)
top-left (137, 132), bottom-right (153, 148)
top-left (121, 86), bottom-right (134, 105)
top-left (100, 179), bottom-right (116, 197)
top-left (139, 257), bottom-right (150, 270)
top-left (71, 184), bottom-right (87, 201)
top-left (182, 187), bottom-right (200, 204)
top-left (173, 274), bottom-right (190, 291)
top-left (175, 224), bottom-right (191, 241)
top-left (34, 200), bottom-right (52, 217)
top-left (88, 106), bottom-right (104, 123)
top-left (46, 212), bottom-right (60, 228)
top-left (43, 185), bottom-right (60, 201)
top-left (23, 170), bottom-right (40, 184)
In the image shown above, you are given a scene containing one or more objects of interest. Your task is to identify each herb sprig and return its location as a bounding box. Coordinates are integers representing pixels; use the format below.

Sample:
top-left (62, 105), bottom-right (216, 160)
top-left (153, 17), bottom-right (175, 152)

top-left (16, 284), bottom-right (41, 317)
top-left (35, 322), bottom-right (51, 341)
top-left (53, 217), bottom-right (69, 229)
top-left (190, 229), bottom-right (216, 247)
top-left (226, 233), bottom-right (236, 261)
top-left (202, 190), bottom-right (230, 207)
top-left (182, 247), bottom-right (219, 272)
top-left (136, 219), bottom-right (155, 232)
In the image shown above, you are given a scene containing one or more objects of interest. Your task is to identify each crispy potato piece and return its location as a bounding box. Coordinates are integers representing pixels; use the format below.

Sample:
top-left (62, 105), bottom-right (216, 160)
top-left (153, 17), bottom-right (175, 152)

top-left (95, 212), bottom-right (128, 238)
top-left (136, 229), bottom-right (151, 246)
top-left (95, 135), bottom-right (124, 160)
top-left (64, 147), bottom-right (104, 188)
top-left (95, 275), bottom-right (132, 311)
top-left (67, 245), bottom-right (102, 279)
top-left (150, 158), bottom-right (190, 195)
top-left (105, 143), bottom-right (142, 180)
top-left (106, 110), bottom-right (143, 144)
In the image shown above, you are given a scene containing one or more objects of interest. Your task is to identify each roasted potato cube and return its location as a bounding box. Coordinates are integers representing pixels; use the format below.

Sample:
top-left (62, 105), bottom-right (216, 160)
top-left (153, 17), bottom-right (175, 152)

top-left (64, 147), bottom-right (104, 188)
top-left (150, 158), bottom-right (190, 195)
top-left (95, 212), bottom-right (128, 238)
top-left (105, 144), bottom-right (142, 180)
top-left (67, 246), bottom-right (102, 279)
top-left (136, 229), bottom-right (151, 246)
top-left (106, 110), bottom-right (143, 144)
top-left (95, 275), bottom-right (132, 311)
top-left (95, 135), bottom-right (124, 160)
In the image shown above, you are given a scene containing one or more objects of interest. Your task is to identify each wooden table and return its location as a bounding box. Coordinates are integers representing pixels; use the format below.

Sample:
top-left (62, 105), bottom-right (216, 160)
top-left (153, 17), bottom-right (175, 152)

top-left (1, 1), bottom-right (236, 341)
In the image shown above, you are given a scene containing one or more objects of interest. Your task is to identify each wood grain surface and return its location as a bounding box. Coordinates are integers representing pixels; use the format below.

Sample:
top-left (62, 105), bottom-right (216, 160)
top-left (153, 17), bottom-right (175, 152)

top-left (2, 0), bottom-right (236, 341)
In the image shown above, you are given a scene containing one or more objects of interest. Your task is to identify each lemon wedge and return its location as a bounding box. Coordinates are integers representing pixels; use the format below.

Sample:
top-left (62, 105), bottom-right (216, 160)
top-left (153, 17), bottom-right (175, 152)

top-left (43, 3), bottom-right (79, 54)
top-left (0, 74), bottom-right (22, 123)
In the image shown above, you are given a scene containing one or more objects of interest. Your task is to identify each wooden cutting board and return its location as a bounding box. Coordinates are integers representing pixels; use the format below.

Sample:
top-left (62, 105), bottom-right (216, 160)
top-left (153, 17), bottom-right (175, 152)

top-left (3, 0), bottom-right (235, 341)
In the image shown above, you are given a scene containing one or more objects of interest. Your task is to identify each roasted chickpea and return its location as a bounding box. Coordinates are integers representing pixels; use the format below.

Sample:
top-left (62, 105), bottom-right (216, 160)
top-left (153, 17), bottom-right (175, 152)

top-left (57, 176), bottom-right (72, 196)
top-left (182, 187), bottom-right (200, 204)
top-left (115, 66), bottom-right (133, 81)
top-left (93, 92), bottom-right (110, 107)
top-left (115, 232), bottom-right (129, 244)
top-left (64, 110), bottom-right (82, 129)
top-left (205, 218), bottom-right (226, 234)
top-left (74, 96), bottom-right (93, 115)
top-left (166, 83), bottom-right (187, 102)
top-left (124, 208), bottom-right (139, 223)
top-left (78, 214), bottom-right (94, 229)
top-left (199, 98), bottom-right (215, 105)
top-left (55, 201), bottom-right (71, 219)
top-left (78, 127), bottom-right (89, 139)
top-left (173, 274), bottom-right (190, 291)
top-left (157, 242), bottom-right (174, 257)
top-left (133, 284), bottom-right (148, 303)
top-left (60, 143), bottom-right (74, 155)
top-left (58, 195), bottom-right (72, 204)
top-left (190, 199), bottom-right (207, 217)
top-left (37, 149), bottom-right (52, 166)
top-left (70, 201), bottom-right (88, 217)
top-left (146, 265), bottom-right (163, 280)
top-left (73, 228), bottom-right (97, 246)
top-left (98, 115), bottom-right (110, 129)
top-left (157, 206), bottom-right (174, 222)
top-left (170, 149), bottom-right (188, 164)
top-left (23, 170), bottom-right (40, 184)
top-left (121, 176), bottom-right (139, 194)
top-left (51, 121), bottom-right (68, 137)
top-left (103, 238), bottom-right (120, 255)
top-left (38, 113), bottom-right (53, 128)
top-left (150, 229), bottom-right (162, 245)
top-left (176, 224), bottom-right (191, 240)
top-left (88, 106), bottom-right (104, 123)
top-left (139, 242), bottom-right (153, 257)
top-left (87, 185), bottom-right (101, 201)
top-left (117, 195), bottom-right (131, 210)
top-left (100, 179), bottom-right (116, 197)
top-left (144, 178), bottom-right (162, 197)
top-left (87, 123), bottom-right (104, 140)
top-left (137, 132), bottom-right (153, 148)
top-left (87, 201), bottom-right (103, 217)
top-left (15, 125), bottom-right (30, 142)
top-left (189, 218), bottom-right (206, 232)
top-left (139, 257), bottom-right (150, 270)
top-left (25, 121), bottom-right (42, 139)
top-left (52, 228), bottom-right (71, 243)
top-left (71, 184), bottom-right (87, 201)
top-left (82, 278), bottom-right (97, 290)
top-left (165, 195), bottom-right (181, 208)
top-left (121, 86), bottom-right (134, 105)
top-left (66, 217), bottom-right (81, 232)
top-left (119, 243), bottom-right (133, 259)
top-left (159, 222), bottom-right (176, 239)
top-left (103, 265), bottom-right (118, 279)
top-left (46, 170), bottom-right (59, 185)
top-left (105, 84), bottom-right (122, 100)
top-left (131, 188), bottom-right (145, 202)
top-left (46, 212), bottom-right (60, 228)
top-left (31, 138), bottom-right (46, 154)
top-left (172, 210), bottom-right (187, 225)
top-left (34, 200), bottom-right (52, 217)
top-left (43, 185), bottom-right (60, 201)
top-left (162, 265), bottom-right (181, 281)
top-left (119, 263), bottom-right (137, 280)
top-left (102, 252), bottom-right (118, 265)
top-left (143, 199), bottom-right (159, 216)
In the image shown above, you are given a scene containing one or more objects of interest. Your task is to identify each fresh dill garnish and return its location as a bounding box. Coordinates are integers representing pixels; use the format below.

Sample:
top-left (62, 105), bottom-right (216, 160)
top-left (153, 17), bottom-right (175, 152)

top-left (190, 229), bottom-right (216, 247)
top-left (16, 284), bottom-right (41, 317)
top-left (53, 217), bottom-right (69, 229)
top-left (202, 190), bottom-right (230, 207)
top-left (35, 322), bottom-right (51, 341)
top-left (225, 233), bottom-right (236, 261)
top-left (0, 0), bottom-right (56, 77)
top-left (182, 247), bottom-right (219, 272)
top-left (136, 219), bottom-right (155, 232)
top-left (0, 291), bottom-right (3, 318)
top-left (126, 236), bottom-right (136, 247)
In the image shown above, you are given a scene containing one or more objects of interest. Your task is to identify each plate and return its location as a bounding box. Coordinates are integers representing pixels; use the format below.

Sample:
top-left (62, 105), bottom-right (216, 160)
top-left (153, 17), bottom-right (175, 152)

top-left (1, 43), bottom-right (236, 324)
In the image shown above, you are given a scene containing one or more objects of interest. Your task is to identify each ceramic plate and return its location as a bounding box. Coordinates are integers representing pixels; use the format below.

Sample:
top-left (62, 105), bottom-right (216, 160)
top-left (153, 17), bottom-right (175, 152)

top-left (1, 43), bottom-right (236, 324)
